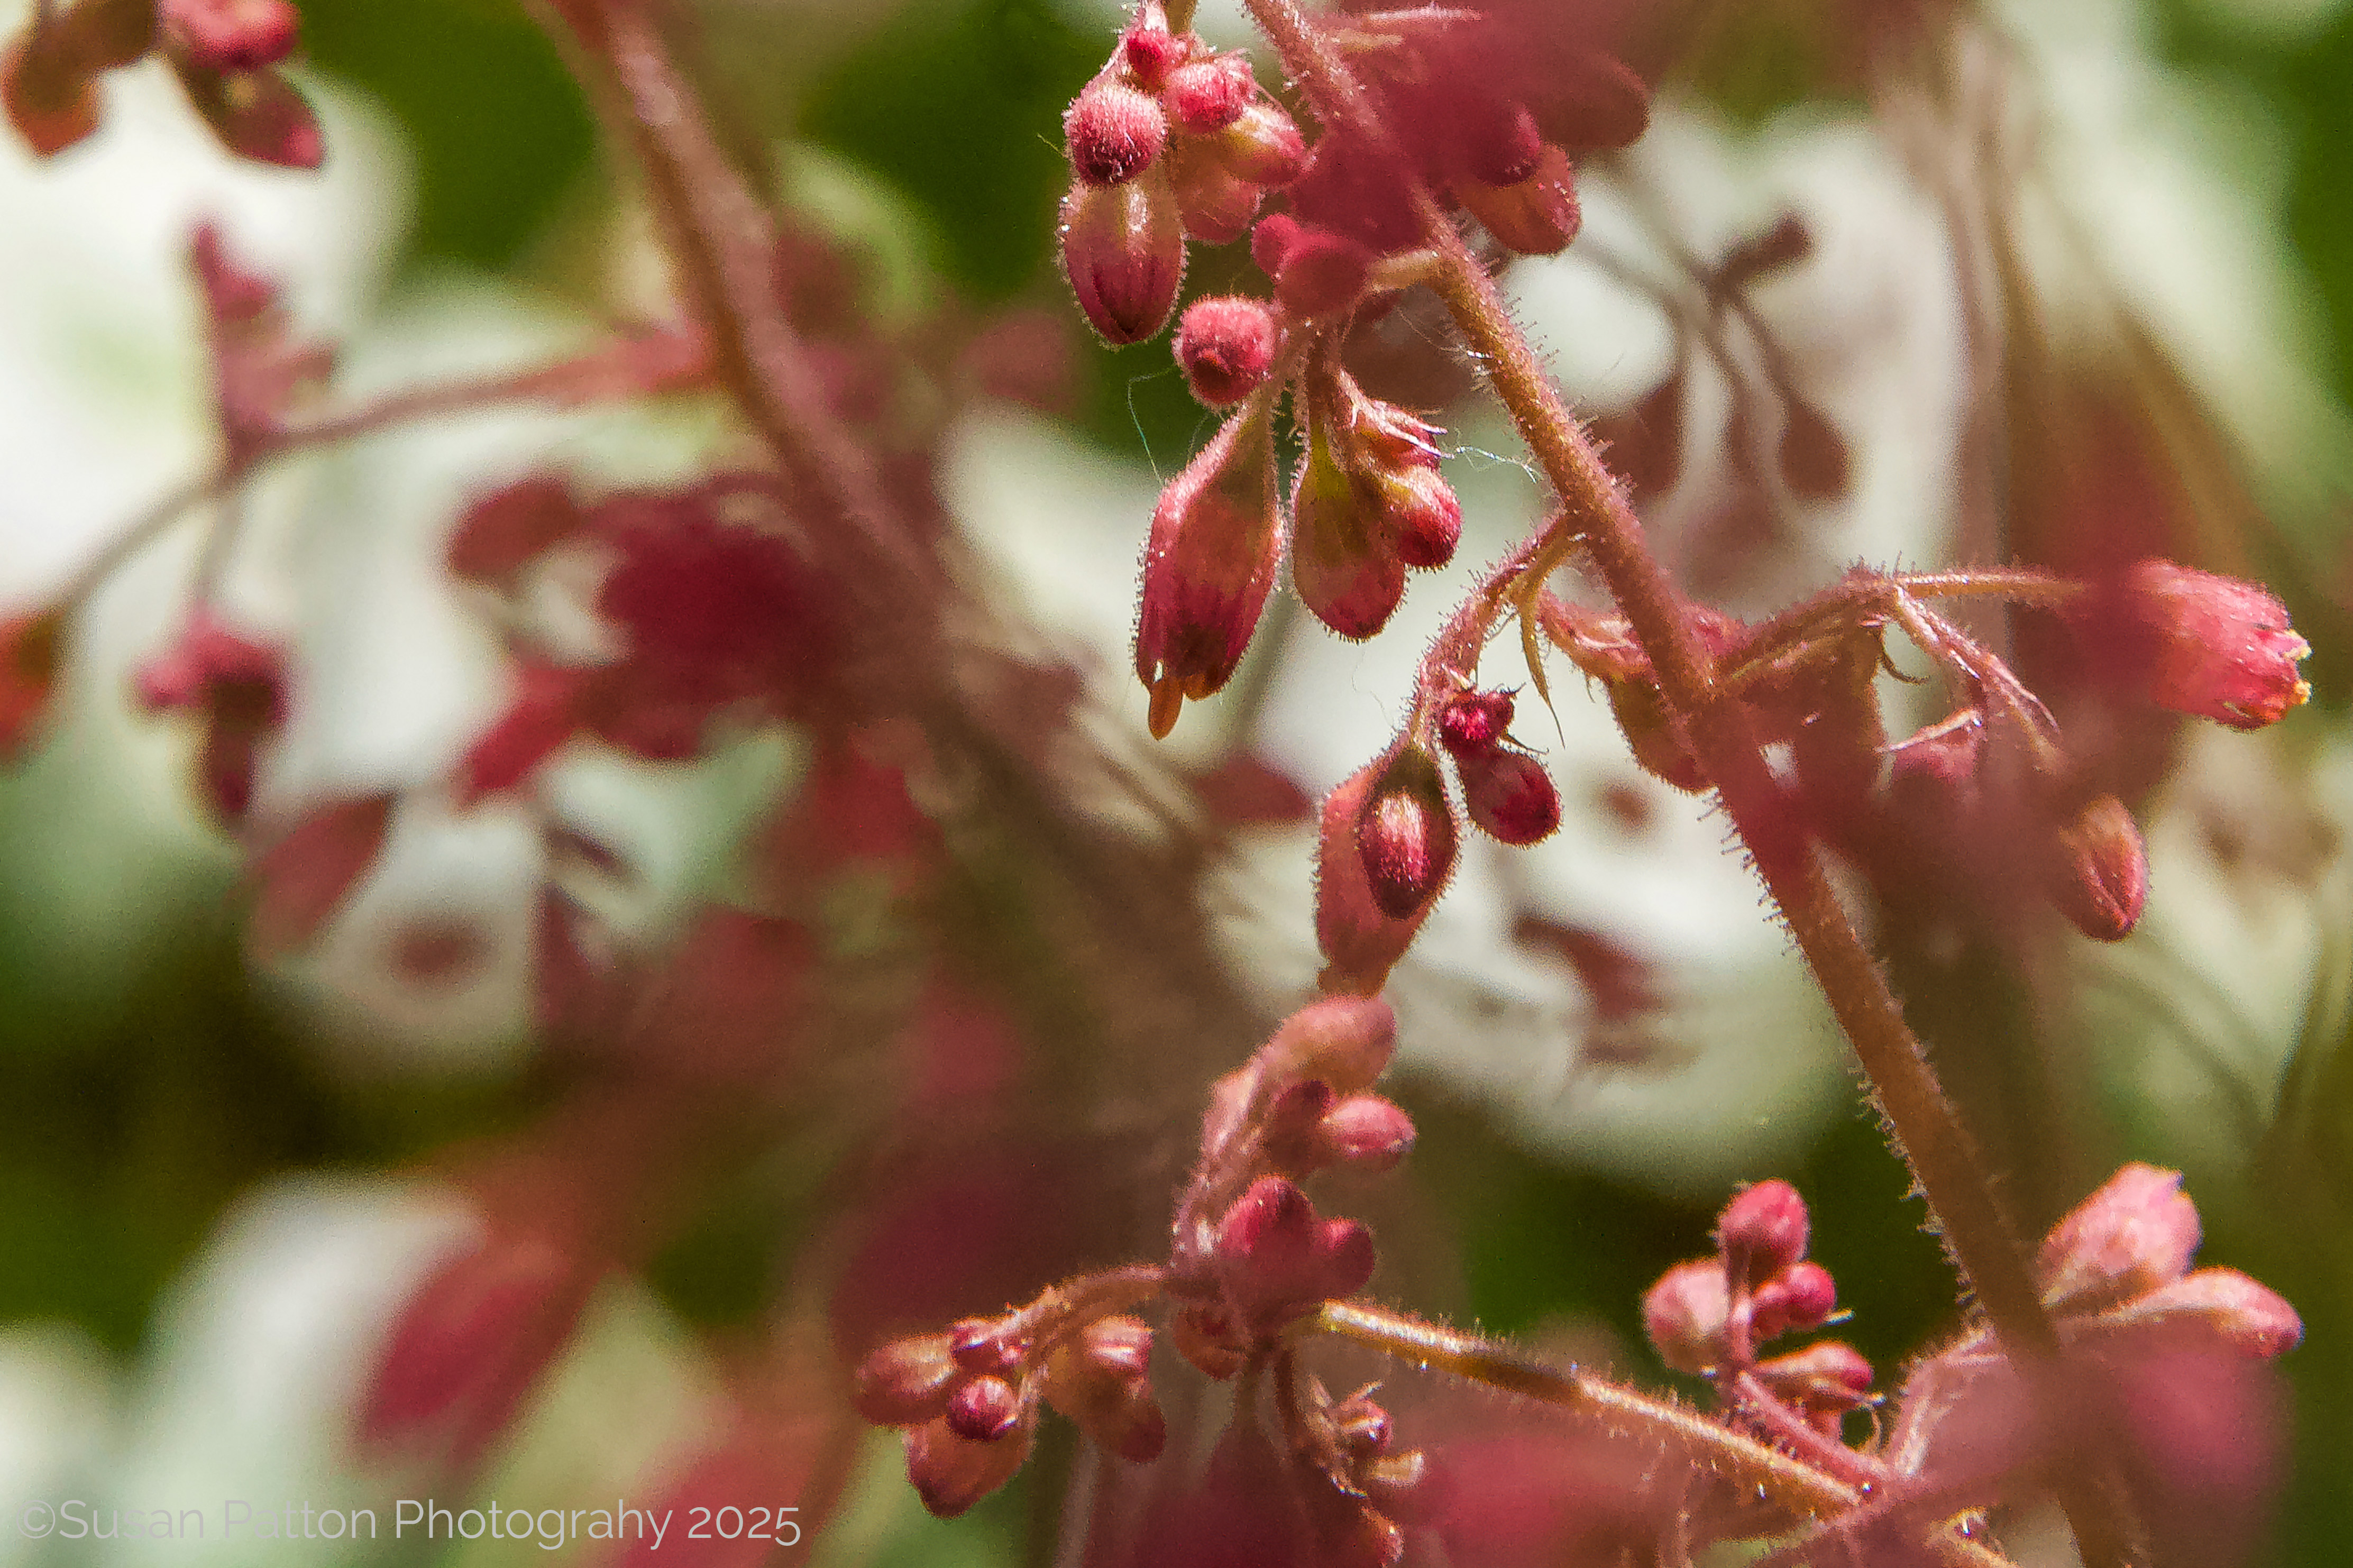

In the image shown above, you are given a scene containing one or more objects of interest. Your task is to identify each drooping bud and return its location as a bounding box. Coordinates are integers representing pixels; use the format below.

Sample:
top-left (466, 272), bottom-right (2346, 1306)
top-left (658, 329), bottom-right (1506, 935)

top-left (2047, 793), bottom-right (2148, 942)
top-left (905, 1415), bottom-right (1033, 1518)
top-left (946, 1375), bottom-right (1023, 1441)
top-left (171, 56), bottom-right (322, 168)
top-left (2111, 1268), bottom-right (2304, 1359)
top-left (1454, 747), bottom-right (1560, 845)
top-left (1292, 404), bottom-right (1406, 639)
top-left (1372, 464), bottom-right (1461, 569)
top-left (1642, 1259), bottom-right (1729, 1376)
top-left (1716, 1179), bottom-right (1809, 1285)
top-left (1356, 742), bottom-right (1458, 920)
top-left (1165, 54), bottom-right (1254, 134)
top-left (1134, 401), bottom-right (1281, 736)
top-left (1250, 212), bottom-right (1302, 279)
top-left (1060, 175), bottom-right (1185, 345)
top-left (1751, 1260), bottom-right (1837, 1341)
top-left (1275, 227), bottom-right (1374, 319)
top-left (1455, 143), bottom-right (1579, 256)
top-left (1214, 1175), bottom-right (1377, 1333)
top-left (1169, 139), bottom-right (1264, 244)
top-left (1120, 1), bottom-right (1185, 88)
top-left (2038, 1163), bottom-right (2201, 1316)
top-left (245, 794), bottom-right (395, 960)
top-left (1437, 690), bottom-right (1514, 757)
top-left (1754, 1341), bottom-right (1874, 1434)
top-left (947, 1318), bottom-right (1029, 1378)
top-left (1316, 1094), bottom-right (1417, 1172)
top-left (1212, 101), bottom-right (1307, 187)
top-left (1455, 95), bottom-right (1544, 187)
top-left (1260, 1077), bottom-right (1342, 1171)
top-left (1608, 679), bottom-right (1706, 793)
top-left (1260, 995), bottom-right (1398, 1097)
top-left (1065, 79), bottom-right (1168, 187)
top-left (2119, 560), bottom-right (2311, 730)
top-left (1315, 759), bottom-right (1426, 995)
top-left (853, 1334), bottom-right (960, 1426)
top-left (1043, 1316), bottom-right (1167, 1461)
top-left (1175, 295), bottom-right (1278, 408)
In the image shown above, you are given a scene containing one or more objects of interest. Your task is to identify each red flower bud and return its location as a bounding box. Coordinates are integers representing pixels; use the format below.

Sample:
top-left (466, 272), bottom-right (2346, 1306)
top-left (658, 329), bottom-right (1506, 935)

top-left (1374, 464), bottom-right (1461, 568)
top-left (1455, 143), bottom-right (1580, 256)
top-left (0, 607), bottom-right (65, 761)
top-left (1293, 414), bottom-right (1407, 639)
top-left (1754, 1341), bottom-right (1874, 1433)
top-left (946, 1374), bottom-right (1023, 1441)
top-left (1134, 402), bottom-right (1281, 736)
top-left (948, 1318), bottom-right (1029, 1377)
top-left (163, 0), bottom-right (299, 72)
top-left (2047, 792), bottom-right (2148, 942)
top-left (1043, 1316), bottom-right (1167, 1462)
top-left (171, 56), bottom-right (323, 169)
top-left (1751, 1260), bottom-right (1837, 1340)
top-left (853, 1334), bottom-right (960, 1426)
top-left (1437, 690), bottom-right (1514, 757)
top-left (1165, 54), bottom-right (1253, 134)
top-left (246, 794), bottom-right (395, 960)
top-left (1455, 746), bottom-right (1560, 845)
top-left (1060, 176), bottom-right (1185, 345)
top-left (2113, 1268), bottom-right (2304, 1359)
top-left (1317, 1094), bottom-right (1416, 1172)
top-left (2121, 560), bottom-right (2311, 730)
top-left (1315, 759), bottom-right (1431, 995)
top-left (1608, 679), bottom-right (1705, 793)
top-left (1276, 227), bottom-right (1374, 319)
top-left (447, 475), bottom-right (585, 586)
top-left (1455, 95), bottom-right (1544, 187)
top-left (1357, 742), bottom-right (1458, 920)
top-left (1250, 212), bottom-right (1302, 278)
top-left (1065, 79), bottom-right (1168, 187)
top-left (1170, 139), bottom-right (1264, 244)
top-left (1260, 995), bottom-right (1398, 1097)
top-left (2038, 1163), bottom-right (2201, 1315)
top-left (1175, 294), bottom-right (1278, 408)
top-left (905, 1415), bottom-right (1032, 1518)
top-left (1214, 1175), bottom-right (1377, 1333)
top-left (1212, 101), bottom-right (1307, 186)
top-left (1716, 1179), bottom-right (1809, 1283)
top-left (1171, 1303), bottom-right (1246, 1379)
top-left (1642, 1259), bottom-right (1729, 1375)
top-left (1120, 1), bottom-right (1185, 87)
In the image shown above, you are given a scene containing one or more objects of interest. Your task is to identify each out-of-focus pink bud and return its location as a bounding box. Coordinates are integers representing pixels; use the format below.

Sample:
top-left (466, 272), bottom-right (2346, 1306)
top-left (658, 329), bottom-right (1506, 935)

top-left (1778, 397), bottom-right (1851, 500)
top-left (1356, 742), bottom-right (1458, 920)
top-left (1455, 746), bottom-right (1560, 845)
top-left (1330, 1388), bottom-right (1393, 1455)
top-left (1215, 1175), bottom-right (1377, 1333)
top-left (135, 612), bottom-right (288, 827)
top-left (447, 475), bottom-right (585, 586)
top-left (1169, 139), bottom-right (1264, 244)
top-left (1134, 402), bottom-right (1280, 736)
top-left (1292, 416), bottom-right (1406, 639)
top-left (853, 1334), bottom-right (960, 1426)
top-left (1642, 1259), bottom-right (1729, 1375)
top-left (2121, 560), bottom-right (2311, 730)
top-left (1165, 54), bottom-right (1253, 133)
top-left (1455, 143), bottom-right (1579, 256)
top-left (1314, 760), bottom-right (1429, 995)
top-left (1060, 176), bottom-right (1185, 346)
top-left (1043, 1316), bottom-right (1166, 1462)
top-left (946, 1374), bottom-right (1023, 1440)
top-left (1065, 79), bottom-right (1168, 186)
top-left (1120, 1), bottom-right (1185, 87)
top-left (1276, 227), bottom-right (1374, 319)
top-left (1175, 295), bottom-right (1277, 408)
top-left (2113, 1268), bottom-right (2305, 1359)
top-left (163, 0), bottom-right (299, 71)
top-left (1608, 679), bottom-right (1705, 793)
top-left (2038, 1163), bottom-right (2201, 1315)
top-left (1437, 690), bottom-right (1514, 757)
top-left (1754, 1341), bottom-right (1874, 1433)
top-left (948, 1317), bottom-right (1029, 1377)
top-left (905, 1415), bottom-right (1033, 1519)
top-left (1716, 1179), bottom-right (1809, 1283)
top-left (171, 56), bottom-right (322, 168)
top-left (246, 794), bottom-right (394, 959)
top-left (2047, 793), bottom-right (2148, 942)
top-left (1458, 96), bottom-right (1543, 186)
top-left (1751, 1260), bottom-right (1837, 1340)
top-left (1250, 211), bottom-right (1302, 278)
top-left (1261, 1077), bottom-right (1341, 1170)
top-left (1261, 995), bottom-right (1397, 1097)
top-left (1170, 1302), bottom-right (1246, 1379)
top-left (1213, 101), bottom-right (1306, 186)
top-left (0, 607), bottom-right (64, 761)
top-left (1317, 1094), bottom-right (1416, 1173)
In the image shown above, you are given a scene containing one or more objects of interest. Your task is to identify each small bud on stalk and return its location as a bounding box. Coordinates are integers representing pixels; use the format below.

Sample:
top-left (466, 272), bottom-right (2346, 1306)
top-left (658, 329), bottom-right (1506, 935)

top-left (1455, 143), bottom-right (1580, 256)
top-left (1061, 175), bottom-right (1185, 345)
top-left (1455, 746), bottom-right (1560, 845)
top-left (2120, 560), bottom-right (2312, 730)
top-left (1357, 742), bottom-right (1459, 920)
top-left (1292, 407), bottom-right (1406, 639)
top-left (1174, 295), bottom-right (1277, 408)
top-left (2046, 792), bottom-right (2148, 942)
top-left (1065, 79), bottom-right (1168, 187)
top-left (1134, 401), bottom-right (1281, 736)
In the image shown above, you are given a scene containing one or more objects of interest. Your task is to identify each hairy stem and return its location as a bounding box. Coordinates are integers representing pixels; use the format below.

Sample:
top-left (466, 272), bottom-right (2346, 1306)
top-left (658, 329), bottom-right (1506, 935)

top-left (1239, 1), bottom-right (2129, 1560)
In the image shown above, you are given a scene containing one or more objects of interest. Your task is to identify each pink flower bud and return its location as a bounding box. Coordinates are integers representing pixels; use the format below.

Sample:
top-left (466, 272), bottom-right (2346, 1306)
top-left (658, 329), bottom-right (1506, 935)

top-left (163, 0), bottom-right (299, 71)
top-left (172, 56), bottom-right (323, 168)
top-left (1455, 143), bottom-right (1580, 256)
top-left (1171, 1302), bottom-right (1246, 1379)
top-left (1317, 1094), bottom-right (1417, 1172)
top-left (2113, 1268), bottom-right (2304, 1359)
top-left (1357, 743), bottom-right (1459, 920)
top-left (1314, 759), bottom-right (1431, 995)
top-left (1457, 96), bottom-right (1544, 187)
top-left (1260, 995), bottom-right (1398, 1097)
top-left (1292, 415), bottom-right (1407, 639)
top-left (245, 794), bottom-right (395, 960)
top-left (1250, 211), bottom-right (1302, 278)
top-left (1261, 1077), bottom-right (1342, 1170)
top-left (1043, 1316), bottom-right (1166, 1462)
top-left (457, 660), bottom-right (591, 806)
top-left (1276, 227), bottom-right (1374, 319)
top-left (1060, 176), bottom-right (1185, 345)
top-left (1165, 54), bottom-right (1253, 134)
top-left (1065, 79), bottom-right (1168, 186)
top-left (1215, 1175), bottom-right (1377, 1333)
top-left (1716, 1179), bottom-right (1809, 1283)
top-left (1120, 1), bottom-right (1185, 87)
top-left (1642, 1259), bottom-right (1729, 1375)
top-left (853, 1334), bottom-right (960, 1426)
top-left (1455, 747), bottom-right (1560, 845)
top-left (2038, 1163), bottom-right (2201, 1315)
top-left (1437, 691), bottom-right (1514, 757)
top-left (1212, 100), bottom-right (1307, 187)
top-left (1751, 1260), bottom-right (1837, 1340)
top-left (1175, 295), bottom-right (1277, 407)
top-left (946, 1374), bottom-right (1023, 1440)
top-left (1754, 1341), bottom-right (1874, 1433)
top-left (2047, 793), bottom-right (2148, 942)
top-left (1375, 464), bottom-right (1462, 568)
top-left (2122, 560), bottom-right (2311, 730)
top-left (948, 1318), bottom-right (1029, 1377)
top-left (1134, 402), bottom-right (1280, 736)
top-left (905, 1415), bottom-right (1033, 1518)
top-left (1169, 140), bottom-right (1264, 244)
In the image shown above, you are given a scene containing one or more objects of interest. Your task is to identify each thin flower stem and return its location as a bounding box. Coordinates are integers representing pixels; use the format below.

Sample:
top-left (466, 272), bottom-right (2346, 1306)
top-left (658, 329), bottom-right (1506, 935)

top-left (1237, 2), bottom-right (2128, 1560)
